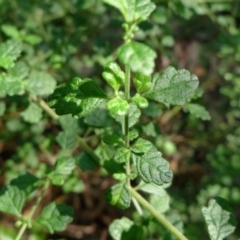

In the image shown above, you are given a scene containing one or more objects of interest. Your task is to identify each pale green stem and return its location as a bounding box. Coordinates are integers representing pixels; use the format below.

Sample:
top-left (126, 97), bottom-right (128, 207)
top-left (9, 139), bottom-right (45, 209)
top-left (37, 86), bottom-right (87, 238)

top-left (129, 187), bottom-right (188, 240)
top-left (124, 65), bottom-right (131, 187)
top-left (15, 180), bottom-right (50, 240)
top-left (132, 197), bottom-right (143, 215)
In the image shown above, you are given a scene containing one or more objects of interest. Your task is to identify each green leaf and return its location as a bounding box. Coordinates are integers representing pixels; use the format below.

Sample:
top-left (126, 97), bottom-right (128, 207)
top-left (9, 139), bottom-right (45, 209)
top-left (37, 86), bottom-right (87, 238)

top-left (0, 186), bottom-right (25, 216)
top-left (141, 122), bottom-right (159, 137)
top-left (105, 183), bottom-right (131, 209)
top-left (48, 77), bottom-right (107, 117)
top-left (26, 70), bottom-right (56, 96)
top-left (36, 202), bottom-right (73, 234)
top-left (132, 138), bottom-right (152, 154)
top-left (84, 107), bottom-right (111, 127)
top-left (143, 66), bottom-right (199, 107)
top-left (10, 172), bottom-right (40, 195)
top-left (117, 42), bottom-right (156, 75)
top-left (1, 24), bottom-right (20, 39)
top-left (133, 72), bottom-right (151, 93)
top-left (132, 95), bottom-right (148, 109)
top-left (59, 114), bottom-right (79, 132)
top-left (186, 103), bottom-right (211, 120)
top-left (103, 131), bottom-right (122, 145)
top-left (113, 147), bottom-right (131, 163)
top-left (102, 62), bottom-right (125, 91)
top-left (0, 102), bottom-right (6, 116)
top-left (142, 102), bottom-right (162, 117)
top-left (109, 217), bottom-right (144, 240)
top-left (202, 198), bottom-right (236, 240)
top-left (75, 152), bottom-right (97, 171)
top-left (149, 190), bottom-right (170, 213)
top-left (103, 0), bottom-right (156, 23)
top-left (110, 103), bottom-right (141, 128)
top-left (0, 40), bottom-right (22, 69)
top-left (135, 149), bottom-right (173, 186)
top-left (107, 97), bottom-right (129, 116)
top-left (9, 62), bottom-right (30, 80)
top-left (129, 129), bottom-right (139, 141)
top-left (0, 73), bottom-right (24, 96)
top-left (48, 157), bottom-right (76, 185)
top-left (56, 130), bottom-right (77, 149)
top-left (21, 102), bottom-right (43, 123)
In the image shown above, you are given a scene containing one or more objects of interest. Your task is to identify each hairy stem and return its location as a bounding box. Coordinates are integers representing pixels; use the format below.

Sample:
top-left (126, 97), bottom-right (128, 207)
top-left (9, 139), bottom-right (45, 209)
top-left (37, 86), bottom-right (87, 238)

top-left (129, 187), bottom-right (188, 240)
top-left (124, 65), bottom-right (131, 186)
top-left (15, 180), bottom-right (50, 240)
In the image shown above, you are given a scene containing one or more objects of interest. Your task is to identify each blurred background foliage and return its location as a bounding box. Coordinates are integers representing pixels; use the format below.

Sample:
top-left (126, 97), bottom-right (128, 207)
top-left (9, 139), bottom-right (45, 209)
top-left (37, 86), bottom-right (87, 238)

top-left (0, 0), bottom-right (239, 239)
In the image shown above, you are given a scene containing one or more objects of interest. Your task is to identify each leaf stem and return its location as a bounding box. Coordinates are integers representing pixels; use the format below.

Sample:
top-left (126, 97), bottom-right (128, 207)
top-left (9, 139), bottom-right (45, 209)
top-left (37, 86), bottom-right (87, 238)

top-left (15, 180), bottom-right (50, 240)
top-left (129, 187), bottom-right (188, 240)
top-left (124, 65), bottom-right (131, 187)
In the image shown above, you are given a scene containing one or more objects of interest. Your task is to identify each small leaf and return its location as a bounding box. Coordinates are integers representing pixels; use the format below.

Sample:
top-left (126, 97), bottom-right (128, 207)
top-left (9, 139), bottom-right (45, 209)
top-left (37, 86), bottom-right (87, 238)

top-left (10, 172), bottom-right (40, 195)
top-left (133, 72), bottom-right (151, 93)
top-left (110, 103), bottom-right (141, 128)
top-left (149, 191), bottom-right (170, 213)
top-left (117, 41), bottom-right (156, 75)
top-left (129, 129), bottom-right (139, 141)
top-left (103, 131), bottom-right (122, 145)
top-left (186, 103), bottom-right (211, 120)
top-left (109, 217), bottom-right (144, 240)
top-left (0, 186), bottom-right (25, 216)
top-left (75, 152), bottom-right (97, 171)
top-left (48, 157), bottom-right (76, 185)
top-left (142, 102), bottom-right (162, 117)
top-left (132, 138), bottom-right (152, 154)
top-left (56, 130), bottom-right (77, 149)
top-left (0, 73), bottom-right (24, 96)
top-left (21, 102), bottom-right (43, 123)
top-left (202, 197), bottom-right (236, 240)
top-left (48, 77), bottom-right (107, 117)
top-left (103, 0), bottom-right (156, 23)
top-left (107, 97), bottom-right (129, 116)
top-left (36, 202), bottom-right (73, 234)
top-left (102, 62), bottom-right (125, 91)
top-left (59, 114), bottom-right (79, 132)
top-left (0, 40), bottom-right (22, 69)
top-left (26, 70), bottom-right (56, 96)
top-left (143, 66), bottom-right (199, 107)
top-left (114, 147), bottom-right (131, 163)
top-left (132, 95), bottom-right (148, 109)
top-left (135, 149), bottom-right (173, 186)
top-left (105, 183), bottom-right (131, 209)
top-left (9, 62), bottom-right (29, 80)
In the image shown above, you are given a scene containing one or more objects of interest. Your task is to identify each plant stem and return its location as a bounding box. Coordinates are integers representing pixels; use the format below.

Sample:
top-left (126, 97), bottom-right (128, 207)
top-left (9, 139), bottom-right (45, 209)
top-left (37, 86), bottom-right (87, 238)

top-left (15, 180), bottom-right (50, 240)
top-left (124, 65), bottom-right (131, 186)
top-left (129, 187), bottom-right (188, 240)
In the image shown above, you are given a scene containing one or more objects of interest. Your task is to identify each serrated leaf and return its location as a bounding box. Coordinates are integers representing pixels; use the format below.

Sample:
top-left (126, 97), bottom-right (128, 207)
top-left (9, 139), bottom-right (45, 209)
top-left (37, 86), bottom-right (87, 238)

top-left (105, 183), bottom-right (131, 209)
top-left (0, 73), bottom-right (24, 96)
top-left (143, 66), bottom-right (199, 107)
top-left (9, 62), bottom-right (29, 80)
top-left (49, 157), bottom-right (75, 185)
top-left (107, 97), bottom-right (129, 116)
top-left (132, 138), bottom-right (152, 154)
top-left (186, 103), bottom-right (211, 120)
top-left (110, 103), bottom-right (141, 128)
top-left (149, 191), bottom-right (170, 213)
top-left (10, 172), bottom-right (40, 195)
top-left (0, 102), bottom-right (6, 116)
top-left (48, 77), bottom-right (107, 117)
top-left (135, 149), bottom-right (173, 186)
top-left (21, 102), bottom-right (43, 123)
top-left (102, 62), bottom-right (125, 91)
top-left (75, 152), bottom-right (97, 171)
top-left (0, 186), bottom-right (25, 216)
top-left (109, 217), bottom-right (144, 240)
top-left (129, 129), bottom-right (139, 141)
top-left (103, 0), bottom-right (156, 23)
top-left (26, 70), bottom-right (56, 96)
top-left (142, 102), bottom-right (162, 117)
top-left (103, 131), bottom-right (122, 145)
top-left (56, 130), bottom-right (77, 149)
top-left (117, 41), bottom-right (156, 75)
top-left (84, 107), bottom-right (111, 127)
top-left (59, 114), bottom-right (79, 132)
top-left (202, 198), bottom-right (236, 240)
top-left (132, 95), bottom-right (148, 109)
top-left (36, 202), bottom-right (73, 234)
top-left (114, 147), bottom-right (131, 163)
top-left (0, 40), bottom-right (22, 69)
top-left (133, 72), bottom-right (151, 92)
